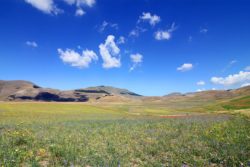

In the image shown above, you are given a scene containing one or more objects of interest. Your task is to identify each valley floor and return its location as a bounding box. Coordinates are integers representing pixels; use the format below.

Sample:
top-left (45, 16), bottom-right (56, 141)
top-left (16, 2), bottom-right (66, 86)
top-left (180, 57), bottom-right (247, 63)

top-left (0, 102), bottom-right (249, 166)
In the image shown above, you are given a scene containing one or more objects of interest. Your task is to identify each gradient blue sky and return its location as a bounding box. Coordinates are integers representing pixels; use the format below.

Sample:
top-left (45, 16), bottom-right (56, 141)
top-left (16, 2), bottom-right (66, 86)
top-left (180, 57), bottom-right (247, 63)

top-left (0, 0), bottom-right (250, 96)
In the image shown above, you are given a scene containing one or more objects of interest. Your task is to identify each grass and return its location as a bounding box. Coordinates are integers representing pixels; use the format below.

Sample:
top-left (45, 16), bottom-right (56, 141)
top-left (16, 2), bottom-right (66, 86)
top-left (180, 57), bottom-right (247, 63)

top-left (0, 102), bottom-right (249, 166)
top-left (221, 96), bottom-right (250, 110)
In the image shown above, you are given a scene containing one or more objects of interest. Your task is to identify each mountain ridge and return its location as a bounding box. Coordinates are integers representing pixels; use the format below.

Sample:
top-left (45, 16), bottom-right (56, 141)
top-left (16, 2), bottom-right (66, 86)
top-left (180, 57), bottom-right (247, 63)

top-left (0, 80), bottom-right (142, 102)
top-left (1, 80), bottom-right (250, 105)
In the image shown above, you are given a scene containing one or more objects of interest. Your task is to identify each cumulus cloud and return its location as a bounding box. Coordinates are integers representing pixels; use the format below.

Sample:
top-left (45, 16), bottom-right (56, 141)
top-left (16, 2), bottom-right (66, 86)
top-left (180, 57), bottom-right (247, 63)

top-left (211, 71), bottom-right (250, 86)
top-left (58, 48), bottom-right (98, 68)
top-left (245, 66), bottom-right (250, 71)
top-left (98, 21), bottom-right (118, 33)
top-left (99, 35), bottom-right (121, 69)
top-left (154, 23), bottom-right (176, 40)
top-left (197, 81), bottom-right (205, 86)
top-left (154, 31), bottom-right (171, 40)
top-left (26, 41), bottom-right (38, 48)
top-left (24, 0), bottom-right (61, 15)
top-left (139, 12), bottom-right (161, 26)
top-left (177, 63), bottom-right (193, 72)
top-left (25, 0), bottom-right (95, 15)
top-left (130, 53), bottom-right (143, 71)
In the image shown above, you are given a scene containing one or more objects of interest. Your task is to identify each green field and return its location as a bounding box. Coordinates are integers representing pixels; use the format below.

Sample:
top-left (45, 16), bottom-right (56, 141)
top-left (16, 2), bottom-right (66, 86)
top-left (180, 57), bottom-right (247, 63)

top-left (0, 102), bottom-right (249, 166)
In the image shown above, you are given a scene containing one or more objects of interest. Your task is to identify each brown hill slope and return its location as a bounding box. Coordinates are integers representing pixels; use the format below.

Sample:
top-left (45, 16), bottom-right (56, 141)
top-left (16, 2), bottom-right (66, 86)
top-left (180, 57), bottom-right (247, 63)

top-left (0, 80), bottom-right (141, 102)
top-left (1, 80), bottom-right (250, 109)
top-left (141, 86), bottom-right (250, 110)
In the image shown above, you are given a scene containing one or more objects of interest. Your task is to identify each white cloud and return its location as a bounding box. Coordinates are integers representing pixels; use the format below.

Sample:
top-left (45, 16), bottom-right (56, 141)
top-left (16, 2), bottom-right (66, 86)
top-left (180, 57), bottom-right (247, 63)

top-left (154, 23), bottom-right (176, 41)
top-left (130, 12), bottom-right (161, 38)
top-left (58, 48), bottom-right (98, 68)
top-left (222, 60), bottom-right (237, 72)
top-left (211, 71), bottom-right (250, 86)
top-left (196, 88), bottom-right (205, 92)
top-left (245, 66), bottom-right (250, 71)
top-left (26, 41), bottom-right (38, 48)
top-left (129, 26), bottom-right (147, 37)
top-left (75, 8), bottom-right (85, 16)
top-left (99, 35), bottom-right (121, 69)
top-left (98, 21), bottom-right (118, 33)
top-left (139, 12), bottom-right (161, 26)
top-left (200, 28), bottom-right (208, 34)
top-left (197, 81), bottom-right (205, 86)
top-left (130, 53), bottom-right (143, 71)
top-left (64, 0), bottom-right (95, 16)
top-left (154, 31), bottom-right (171, 40)
top-left (25, 0), bottom-right (61, 15)
top-left (64, 0), bottom-right (95, 7)
top-left (25, 0), bottom-right (95, 15)
top-left (117, 36), bottom-right (126, 44)
top-left (98, 21), bottom-right (108, 32)
top-left (241, 83), bottom-right (250, 87)
top-left (131, 53), bottom-right (143, 63)
top-left (177, 63), bottom-right (193, 72)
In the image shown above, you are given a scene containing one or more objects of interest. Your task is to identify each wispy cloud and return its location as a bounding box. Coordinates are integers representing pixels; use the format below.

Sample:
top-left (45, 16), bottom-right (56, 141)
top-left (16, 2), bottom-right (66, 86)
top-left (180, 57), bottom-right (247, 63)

top-left (177, 63), bottom-right (193, 72)
top-left (130, 53), bottom-right (143, 71)
top-left (222, 60), bottom-right (237, 73)
top-left (138, 12), bottom-right (161, 26)
top-left (129, 26), bottom-right (147, 37)
top-left (99, 35), bottom-right (121, 69)
top-left (117, 36), bottom-right (126, 44)
top-left (197, 81), bottom-right (205, 86)
top-left (200, 28), bottom-right (208, 34)
top-left (26, 41), bottom-right (38, 48)
top-left (129, 12), bottom-right (160, 38)
top-left (245, 66), bottom-right (250, 71)
top-left (98, 21), bottom-right (118, 33)
top-left (64, 0), bottom-right (95, 7)
top-left (188, 36), bottom-right (193, 42)
top-left (64, 0), bottom-right (95, 16)
top-left (154, 22), bottom-right (176, 41)
top-left (58, 48), bottom-right (98, 68)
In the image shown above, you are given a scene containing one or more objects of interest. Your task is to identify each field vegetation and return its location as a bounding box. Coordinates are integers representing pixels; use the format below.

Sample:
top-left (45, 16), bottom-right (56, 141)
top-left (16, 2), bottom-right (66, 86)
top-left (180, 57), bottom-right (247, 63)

top-left (0, 102), bottom-right (249, 166)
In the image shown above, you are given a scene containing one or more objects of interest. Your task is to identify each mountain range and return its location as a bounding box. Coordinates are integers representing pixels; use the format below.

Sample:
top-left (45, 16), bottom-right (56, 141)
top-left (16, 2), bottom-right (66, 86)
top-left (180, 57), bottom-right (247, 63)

top-left (1, 80), bottom-right (250, 111)
top-left (0, 80), bottom-right (141, 102)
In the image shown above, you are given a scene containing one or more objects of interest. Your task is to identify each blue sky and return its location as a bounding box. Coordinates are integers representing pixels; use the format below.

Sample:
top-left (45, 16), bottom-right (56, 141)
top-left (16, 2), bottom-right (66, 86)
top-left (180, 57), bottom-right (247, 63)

top-left (0, 0), bottom-right (250, 96)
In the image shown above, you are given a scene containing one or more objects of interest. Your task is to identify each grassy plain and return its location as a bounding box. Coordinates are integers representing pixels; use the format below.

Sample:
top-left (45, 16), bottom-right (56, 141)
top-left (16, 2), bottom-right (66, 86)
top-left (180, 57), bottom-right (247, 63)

top-left (0, 102), bottom-right (249, 166)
